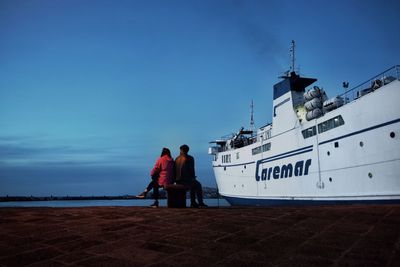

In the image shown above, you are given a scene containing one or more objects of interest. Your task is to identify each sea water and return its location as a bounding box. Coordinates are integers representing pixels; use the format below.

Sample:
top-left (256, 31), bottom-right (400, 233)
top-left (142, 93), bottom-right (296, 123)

top-left (0, 198), bottom-right (230, 208)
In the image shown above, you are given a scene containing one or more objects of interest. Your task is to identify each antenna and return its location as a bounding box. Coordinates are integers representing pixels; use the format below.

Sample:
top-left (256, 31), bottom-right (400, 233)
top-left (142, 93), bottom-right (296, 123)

top-left (290, 40), bottom-right (296, 73)
top-left (250, 100), bottom-right (255, 132)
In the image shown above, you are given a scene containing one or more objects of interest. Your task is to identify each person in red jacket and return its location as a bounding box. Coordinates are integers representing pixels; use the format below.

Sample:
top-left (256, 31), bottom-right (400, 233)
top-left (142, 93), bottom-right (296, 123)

top-left (137, 148), bottom-right (174, 207)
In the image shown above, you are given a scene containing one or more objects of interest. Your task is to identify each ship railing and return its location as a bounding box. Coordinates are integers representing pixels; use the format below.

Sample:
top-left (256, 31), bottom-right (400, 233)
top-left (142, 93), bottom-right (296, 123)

top-left (208, 133), bottom-right (234, 154)
top-left (210, 131), bottom-right (258, 153)
top-left (340, 65), bottom-right (400, 104)
top-left (221, 133), bottom-right (235, 140)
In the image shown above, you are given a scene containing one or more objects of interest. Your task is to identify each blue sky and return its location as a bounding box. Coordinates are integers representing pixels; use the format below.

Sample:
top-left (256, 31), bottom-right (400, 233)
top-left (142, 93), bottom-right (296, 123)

top-left (1, 0), bottom-right (399, 196)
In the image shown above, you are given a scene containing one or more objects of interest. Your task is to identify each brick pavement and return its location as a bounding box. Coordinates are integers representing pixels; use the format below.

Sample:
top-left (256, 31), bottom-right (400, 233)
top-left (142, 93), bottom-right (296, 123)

top-left (0, 205), bottom-right (399, 266)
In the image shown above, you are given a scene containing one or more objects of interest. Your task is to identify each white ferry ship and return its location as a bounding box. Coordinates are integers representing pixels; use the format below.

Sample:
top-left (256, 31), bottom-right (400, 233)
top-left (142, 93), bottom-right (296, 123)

top-left (209, 42), bottom-right (400, 206)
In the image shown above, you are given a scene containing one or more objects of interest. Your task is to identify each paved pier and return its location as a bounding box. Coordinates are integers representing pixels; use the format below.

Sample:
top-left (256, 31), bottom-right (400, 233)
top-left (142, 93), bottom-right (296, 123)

top-left (0, 205), bottom-right (399, 266)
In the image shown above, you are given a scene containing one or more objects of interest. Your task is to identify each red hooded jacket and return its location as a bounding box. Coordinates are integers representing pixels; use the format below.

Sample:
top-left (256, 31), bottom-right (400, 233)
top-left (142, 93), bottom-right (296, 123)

top-left (150, 155), bottom-right (174, 186)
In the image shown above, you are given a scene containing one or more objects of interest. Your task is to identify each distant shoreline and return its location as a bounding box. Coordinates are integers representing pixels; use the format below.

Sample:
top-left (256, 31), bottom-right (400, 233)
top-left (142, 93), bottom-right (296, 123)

top-left (0, 195), bottom-right (141, 202)
top-left (0, 187), bottom-right (220, 202)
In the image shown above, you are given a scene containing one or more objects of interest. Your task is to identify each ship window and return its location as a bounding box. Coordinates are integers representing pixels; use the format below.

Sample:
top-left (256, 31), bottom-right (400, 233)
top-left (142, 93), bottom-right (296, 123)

top-left (318, 115), bottom-right (345, 134)
top-left (252, 146), bottom-right (262, 155)
top-left (302, 126), bottom-right (317, 139)
top-left (252, 143), bottom-right (271, 155)
top-left (262, 130), bottom-right (272, 140)
top-left (222, 154), bottom-right (231, 163)
top-left (262, 143), bottom-right (271, 152)
top-left (236, 152), bottom-right (240, 159)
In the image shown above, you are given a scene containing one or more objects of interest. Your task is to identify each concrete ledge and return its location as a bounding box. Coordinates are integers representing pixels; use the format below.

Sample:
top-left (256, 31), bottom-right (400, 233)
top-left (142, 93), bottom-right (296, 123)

top-left (0, 205), bottom-right (399, 266)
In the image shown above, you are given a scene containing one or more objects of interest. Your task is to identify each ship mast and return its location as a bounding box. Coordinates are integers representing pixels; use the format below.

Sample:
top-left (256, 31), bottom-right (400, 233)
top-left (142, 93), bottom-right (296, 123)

top-left (290, 40), bottom-right (296, 73)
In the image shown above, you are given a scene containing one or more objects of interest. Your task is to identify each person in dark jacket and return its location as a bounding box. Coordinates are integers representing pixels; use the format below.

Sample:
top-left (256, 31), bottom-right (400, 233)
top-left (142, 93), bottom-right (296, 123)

top-left (174, 144), bottom-right (207, 208)
top-left (137, 148), bottom-right (174, 208)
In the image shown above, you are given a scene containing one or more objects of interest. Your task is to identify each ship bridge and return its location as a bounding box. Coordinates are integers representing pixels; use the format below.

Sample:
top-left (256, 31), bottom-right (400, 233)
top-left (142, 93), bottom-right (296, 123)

top-left (272, 72), bottom-right (317, 135)
top-left (273, 72), bottom-right (317, 101)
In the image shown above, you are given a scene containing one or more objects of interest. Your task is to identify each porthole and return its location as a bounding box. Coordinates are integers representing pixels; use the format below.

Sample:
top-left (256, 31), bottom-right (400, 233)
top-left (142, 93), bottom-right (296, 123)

top-left (327, 151), bottom-right (330, 156)
top-left (244, 165), bottom-right (246, 169)
top-left (334, 142), bottom-right (339, 148)
top-left (329, 177), bottom-right (332, 182)
top-left (359, 141), bottom-right (364, 147)
top-left (390, 132), bottom-right (395, 138)
top-left (224, 167), bottom-right (226, 171)
top-left (368, 172), bottom-right (373, 178)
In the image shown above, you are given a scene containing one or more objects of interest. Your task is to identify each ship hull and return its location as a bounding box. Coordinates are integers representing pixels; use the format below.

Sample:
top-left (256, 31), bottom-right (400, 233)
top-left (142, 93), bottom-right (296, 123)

top-left (223, 196), bottom-right (400, 206)
top-left (212, 78), bottom-right (400, 206)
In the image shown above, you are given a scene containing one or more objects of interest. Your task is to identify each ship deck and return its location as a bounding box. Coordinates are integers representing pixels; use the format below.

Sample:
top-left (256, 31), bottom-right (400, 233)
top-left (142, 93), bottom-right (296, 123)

top-left (1, 205), bottom-right (399, 266)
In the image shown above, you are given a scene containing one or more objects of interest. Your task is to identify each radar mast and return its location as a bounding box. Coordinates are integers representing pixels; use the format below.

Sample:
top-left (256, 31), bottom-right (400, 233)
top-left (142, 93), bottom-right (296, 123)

top-left (250, 100), bottom-right (255, 132)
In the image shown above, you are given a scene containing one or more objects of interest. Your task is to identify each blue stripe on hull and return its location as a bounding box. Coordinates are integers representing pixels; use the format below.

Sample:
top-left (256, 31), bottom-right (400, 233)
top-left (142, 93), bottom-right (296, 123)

top-left (223, 196), bottom-right (400, 206)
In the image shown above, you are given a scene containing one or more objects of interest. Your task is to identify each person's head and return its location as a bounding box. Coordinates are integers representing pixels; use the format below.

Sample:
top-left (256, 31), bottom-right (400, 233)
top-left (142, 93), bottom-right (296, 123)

top-left (161, 147), bottom-right (171, 158)
top-left (180, 144), bottom-right (189, 155)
